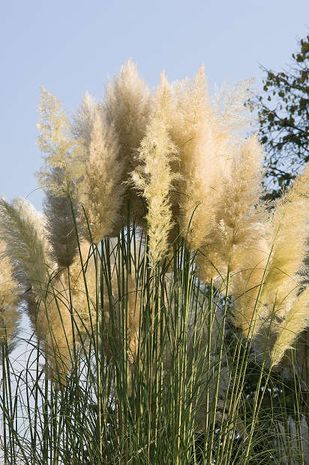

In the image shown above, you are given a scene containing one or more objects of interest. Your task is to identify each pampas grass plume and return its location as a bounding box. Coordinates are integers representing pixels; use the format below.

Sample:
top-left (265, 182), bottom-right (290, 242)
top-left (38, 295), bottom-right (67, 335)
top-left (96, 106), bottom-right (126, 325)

top-left (37, 88), bottom-right (82, 194)
top-left (132, 77), bottom-right (178, 265)
top-left (263, 163), bottom-right (309, 310)
top-left (78, 108), bottom-right (125, 243)
top-left (72, 92), bottom-right (97, 148)
top-left (105, 60), bottom-right (151, 160)
top-left (105, 60), bottom-right (151, 221)
top-left (271, 288), bottom-right (309, 366)
top-left (0, 241), bottom-right (20, 344)
top-left (38, 88), bottom-right (83, 267)
top-left (0, 198), bottom-right (52, 298)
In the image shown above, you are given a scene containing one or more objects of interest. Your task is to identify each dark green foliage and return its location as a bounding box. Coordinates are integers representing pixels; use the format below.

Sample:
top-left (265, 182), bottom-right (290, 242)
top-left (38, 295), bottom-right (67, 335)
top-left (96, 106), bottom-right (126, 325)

top-left (257, 34), bottom-right (309, 199)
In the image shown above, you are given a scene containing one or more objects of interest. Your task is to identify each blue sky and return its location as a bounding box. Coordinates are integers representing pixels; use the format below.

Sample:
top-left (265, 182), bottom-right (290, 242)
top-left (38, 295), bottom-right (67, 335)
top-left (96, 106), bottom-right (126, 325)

top-left (0, 0), bottom-right (308, 209)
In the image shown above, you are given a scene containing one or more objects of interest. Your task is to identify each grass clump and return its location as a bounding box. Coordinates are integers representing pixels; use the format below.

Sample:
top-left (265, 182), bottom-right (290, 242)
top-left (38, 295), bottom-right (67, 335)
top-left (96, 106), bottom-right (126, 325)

top-left (1, 62), bottom-right (309, 464)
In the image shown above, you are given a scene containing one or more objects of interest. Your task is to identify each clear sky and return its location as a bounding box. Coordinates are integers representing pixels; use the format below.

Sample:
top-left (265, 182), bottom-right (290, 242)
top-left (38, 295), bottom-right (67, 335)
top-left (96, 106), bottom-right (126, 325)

top-left (0, 0), bottom-right (308, 209)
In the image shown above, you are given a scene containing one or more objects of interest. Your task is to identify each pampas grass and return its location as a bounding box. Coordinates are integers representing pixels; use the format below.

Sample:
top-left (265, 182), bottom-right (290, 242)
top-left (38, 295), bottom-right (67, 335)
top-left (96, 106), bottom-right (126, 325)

top-left (104, 60), bottom-right (151, 222)
top-left (263, 164), bottom-right (309, 311)
top-left (72, 92), bottom-right (97, 148)
top-left (0, 198), bottom-right (52, 297)
top-left (1, 63), bottom-right (309, 465)
top-left (38, 89), bottom-right (81, 267)
top-left (271, 288), bottom-right (309, 366)
top-left (77, 108), bottom-right (125, 243)
top-left (132, 79), bottom-right (179, 264)
top-left (0, 241), bottom-right (19, 345)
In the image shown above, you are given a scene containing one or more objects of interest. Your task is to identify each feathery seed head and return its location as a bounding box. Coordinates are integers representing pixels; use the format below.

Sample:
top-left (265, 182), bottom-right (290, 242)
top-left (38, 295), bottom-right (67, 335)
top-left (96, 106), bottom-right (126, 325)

top-left (104, 60), bottom-right (151, 222)
top-left (271, 288), bottom-right (309, 366)
top-left (132, 80), bottom-right (179, 265)
top-left (38, 88), bottom-right (83, 196)
top-left (0, 198), bottom-right (52, 298)
top-left (0, 241), bottom-right (20, 345)
top-left (77, 108), bottom-right (125, 243)
top-left (72, 92), bottom-right (97, 148)
top-left (263, 163), bottom-right (309, 304)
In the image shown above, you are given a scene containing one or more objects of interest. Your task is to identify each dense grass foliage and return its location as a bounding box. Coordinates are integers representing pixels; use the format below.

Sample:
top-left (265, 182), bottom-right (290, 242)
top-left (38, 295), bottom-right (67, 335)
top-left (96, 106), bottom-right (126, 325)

top-left (0, 228), bottom-right (309, 464)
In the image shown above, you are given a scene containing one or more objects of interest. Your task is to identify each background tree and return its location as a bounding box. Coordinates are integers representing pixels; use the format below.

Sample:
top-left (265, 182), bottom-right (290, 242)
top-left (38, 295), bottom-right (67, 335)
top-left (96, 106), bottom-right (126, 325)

top-left (257, 33), bottom-right (309, 200)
